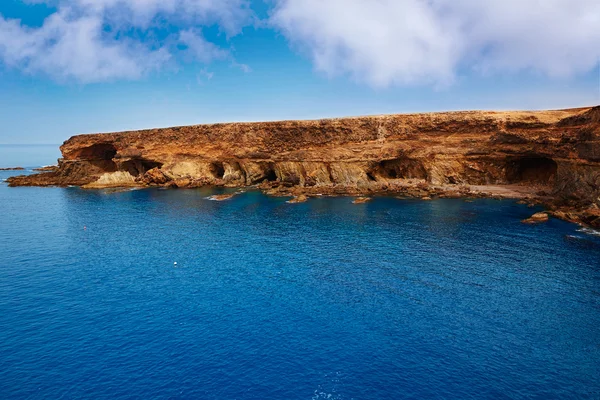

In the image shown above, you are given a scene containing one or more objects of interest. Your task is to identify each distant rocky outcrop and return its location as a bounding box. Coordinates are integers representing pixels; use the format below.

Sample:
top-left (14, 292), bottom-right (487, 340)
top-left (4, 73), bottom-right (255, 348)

top-left (0, 167), bottom-right (24, 171)
top-left (7, 106), bottom-right (600, 227)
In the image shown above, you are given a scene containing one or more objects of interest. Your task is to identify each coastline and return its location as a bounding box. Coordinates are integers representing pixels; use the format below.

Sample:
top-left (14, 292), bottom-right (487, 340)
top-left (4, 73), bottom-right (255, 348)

top-left (6, 106), bottom-right (600, 228)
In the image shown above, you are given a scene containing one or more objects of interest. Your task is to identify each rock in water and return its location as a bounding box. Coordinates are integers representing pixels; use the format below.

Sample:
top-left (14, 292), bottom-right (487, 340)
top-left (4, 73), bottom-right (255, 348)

top-left (522, 212), bottom-right (550, 224)
top-left (352, 197), bottom-right (372, 204)
top-left (287, 195), bottom-right (308, 203)
top-left (0, 167), bottom-right (24, 171)
top-left (208, 194), bottom-right (235, 201)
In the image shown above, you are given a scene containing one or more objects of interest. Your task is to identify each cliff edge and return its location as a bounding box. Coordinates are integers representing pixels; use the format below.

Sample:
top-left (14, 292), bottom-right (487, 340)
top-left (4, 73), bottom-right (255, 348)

top-left (8, 106), bottom-right (600, 227)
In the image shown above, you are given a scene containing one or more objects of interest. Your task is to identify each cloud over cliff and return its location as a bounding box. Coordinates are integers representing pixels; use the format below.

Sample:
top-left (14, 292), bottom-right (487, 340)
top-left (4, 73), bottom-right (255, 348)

top-left (0, 0), bottom-right (598, 86)
top-left (270, 0), bottom-right (600, 86)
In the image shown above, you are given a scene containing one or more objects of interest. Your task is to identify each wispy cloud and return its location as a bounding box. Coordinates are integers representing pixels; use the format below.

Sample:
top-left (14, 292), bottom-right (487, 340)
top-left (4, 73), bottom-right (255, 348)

top-left (0, 0), bottom-right (253, 83)
top-left (270, 0), bottom-right (600, 87)
top-left (179, 29), bottom-right (230, 64)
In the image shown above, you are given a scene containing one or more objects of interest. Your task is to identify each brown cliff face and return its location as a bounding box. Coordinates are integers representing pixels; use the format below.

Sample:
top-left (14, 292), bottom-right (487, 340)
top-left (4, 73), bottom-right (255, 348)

top-left (8, 106), bottom-right (600, 226)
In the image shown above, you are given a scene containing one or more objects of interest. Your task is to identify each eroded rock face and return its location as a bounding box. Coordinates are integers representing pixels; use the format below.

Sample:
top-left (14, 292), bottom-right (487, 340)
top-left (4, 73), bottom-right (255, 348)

top-left (7, 106), bottom-right (600, 226)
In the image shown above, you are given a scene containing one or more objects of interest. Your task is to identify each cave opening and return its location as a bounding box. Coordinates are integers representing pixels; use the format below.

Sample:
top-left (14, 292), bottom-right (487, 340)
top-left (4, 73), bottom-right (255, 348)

top-left (373, 159), bottom-right (427, 180)
top-left (385, 168), bottom-right (398, 179)
top-left (121, 159), bottom-right (163, 177)
top-left (264, 166), bottom-right (278, 182)
top-left (506, 157), bottom-right (557, 185)
top-left (140, 160), bottom-right (163, 173)
top-left (210, 162), bottom-right (225, 179)
top-left (74, 143), bottom-right (118, 172)
top-left (77, 143), bottom-right (117, 161)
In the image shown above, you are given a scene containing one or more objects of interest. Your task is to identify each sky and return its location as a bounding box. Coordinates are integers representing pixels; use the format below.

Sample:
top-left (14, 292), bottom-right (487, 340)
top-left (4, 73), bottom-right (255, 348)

top-left (0, 0), bottom-right (599, 144)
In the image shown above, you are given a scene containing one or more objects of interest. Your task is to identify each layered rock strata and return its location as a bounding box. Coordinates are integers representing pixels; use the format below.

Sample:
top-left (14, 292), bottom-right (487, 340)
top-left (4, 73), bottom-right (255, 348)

top-left (8, 106), bottom-right (600, 227)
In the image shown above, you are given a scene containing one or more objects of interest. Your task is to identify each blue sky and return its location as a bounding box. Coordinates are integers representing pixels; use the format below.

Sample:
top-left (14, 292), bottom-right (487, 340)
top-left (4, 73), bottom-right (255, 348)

top-left (0, 0), bottom-right (599, 144)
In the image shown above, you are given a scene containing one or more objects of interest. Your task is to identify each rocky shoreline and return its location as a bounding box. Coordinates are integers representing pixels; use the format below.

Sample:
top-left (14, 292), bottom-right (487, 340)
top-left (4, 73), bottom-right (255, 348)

top-left (7, 106), bottom-right (600, 228)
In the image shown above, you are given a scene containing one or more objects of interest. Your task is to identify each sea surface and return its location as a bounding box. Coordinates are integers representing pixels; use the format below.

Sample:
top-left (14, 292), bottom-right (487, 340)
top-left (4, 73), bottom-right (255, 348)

top-left (1, 148), bottom-right (600, 399)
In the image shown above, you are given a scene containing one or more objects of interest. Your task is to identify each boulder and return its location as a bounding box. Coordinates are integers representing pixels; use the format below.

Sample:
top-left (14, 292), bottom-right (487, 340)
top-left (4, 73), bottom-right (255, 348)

top-left (522, 212), bottom-right (549, 224)
top-left (138, 167), bottom-right (170, 185)
top-left (288, 194), bottom-right (308, 204)
top-left (352, 197), bottom-right (372, 204)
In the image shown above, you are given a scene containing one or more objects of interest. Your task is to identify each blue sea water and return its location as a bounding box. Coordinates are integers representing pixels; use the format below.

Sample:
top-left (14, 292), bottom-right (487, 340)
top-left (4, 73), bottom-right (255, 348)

top-left (1, 159), bottom-right (600, 398)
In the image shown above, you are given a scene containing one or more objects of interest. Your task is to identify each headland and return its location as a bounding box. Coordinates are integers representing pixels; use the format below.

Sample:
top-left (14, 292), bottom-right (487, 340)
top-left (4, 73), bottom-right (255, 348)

top-left (8, 106), bottom-right (600, 227)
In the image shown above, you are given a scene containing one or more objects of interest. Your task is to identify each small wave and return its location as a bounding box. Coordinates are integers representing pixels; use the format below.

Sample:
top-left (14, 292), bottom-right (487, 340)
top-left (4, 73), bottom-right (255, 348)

top-left (576, 227), bottom-right (600, 237)
top-left (312, 391), bottom-right (341, 400)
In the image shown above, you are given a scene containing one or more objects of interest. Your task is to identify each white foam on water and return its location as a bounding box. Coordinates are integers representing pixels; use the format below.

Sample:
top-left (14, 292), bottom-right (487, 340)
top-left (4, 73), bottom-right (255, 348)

top-left (577, 227), bottom-right (600, 237)
top-left (312, 391), bottom-right (341, 400)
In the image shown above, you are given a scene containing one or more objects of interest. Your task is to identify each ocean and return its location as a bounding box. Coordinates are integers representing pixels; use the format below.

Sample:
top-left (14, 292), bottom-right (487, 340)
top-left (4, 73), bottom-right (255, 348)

top-left (1, 146), bottom-right (599, 399)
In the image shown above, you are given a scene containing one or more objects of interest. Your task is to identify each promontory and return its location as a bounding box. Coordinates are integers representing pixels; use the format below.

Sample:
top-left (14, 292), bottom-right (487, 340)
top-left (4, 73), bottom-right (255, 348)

top-left (8, 106), bottom-right (600, 227)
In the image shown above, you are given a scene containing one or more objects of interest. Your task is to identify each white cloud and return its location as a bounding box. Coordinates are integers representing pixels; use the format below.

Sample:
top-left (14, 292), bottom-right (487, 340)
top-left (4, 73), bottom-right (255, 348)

top-left (270, 0), bottom-right (600, 87)
top-left (179, 29), bottom-right (229, 63)
top-left (54, 0), bottom-right (253, 34)
top-left (0, 0), bottom-right (252, 83)
top-left (3, 0), bottom-right (599, 87)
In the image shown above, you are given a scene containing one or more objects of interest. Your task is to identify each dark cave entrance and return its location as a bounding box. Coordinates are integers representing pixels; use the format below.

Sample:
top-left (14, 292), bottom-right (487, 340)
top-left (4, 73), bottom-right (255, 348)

top-left (75, 143), bottom-right (118, 172)
top-left (506, 157), bottom-right (557, 185)
top-left (120, 159), bottom-right (163, 177)
top-left (210, 162), bottom-right (226, 179)
top-left (77, 143), bottom-right (117, 161)
top-left (372, 158), bottom-right (428, 180)
top-left (248, 163), bottom-right (278, 184)
top-left (264, 164), bottom-right (278, 182)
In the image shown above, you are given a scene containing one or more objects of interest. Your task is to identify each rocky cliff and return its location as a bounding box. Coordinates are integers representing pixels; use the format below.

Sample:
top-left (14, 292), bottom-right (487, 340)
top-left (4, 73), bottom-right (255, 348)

top-left (8, 106), bottom-right (600, 227)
